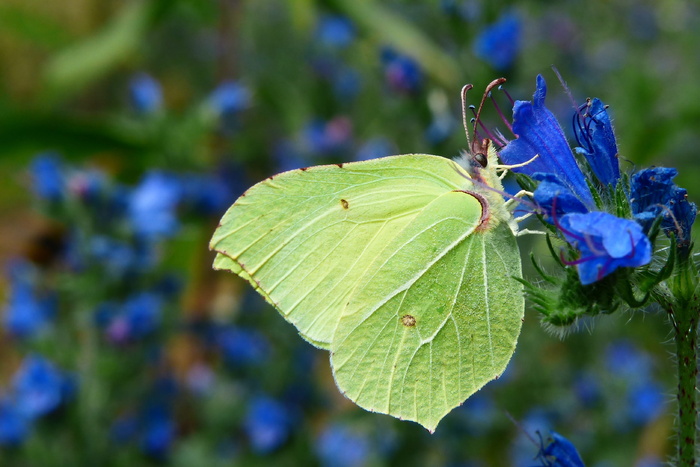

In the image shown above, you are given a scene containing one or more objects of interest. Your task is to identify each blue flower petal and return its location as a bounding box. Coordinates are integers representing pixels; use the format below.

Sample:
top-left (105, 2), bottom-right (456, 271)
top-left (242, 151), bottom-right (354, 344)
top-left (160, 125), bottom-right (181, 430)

top-left (532, 173), bottom-right (589, 221)
top-left (500, 75), bottom-right (595, 209)
top-left (573, 98), bottom-right (620, 186)
top-left (560, 212), bottom-right (652, 284)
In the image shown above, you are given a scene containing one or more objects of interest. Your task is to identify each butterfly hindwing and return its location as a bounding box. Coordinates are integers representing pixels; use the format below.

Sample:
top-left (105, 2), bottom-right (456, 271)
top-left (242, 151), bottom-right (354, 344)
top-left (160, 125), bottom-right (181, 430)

top-left (330, 191), bottom-right (523, 431)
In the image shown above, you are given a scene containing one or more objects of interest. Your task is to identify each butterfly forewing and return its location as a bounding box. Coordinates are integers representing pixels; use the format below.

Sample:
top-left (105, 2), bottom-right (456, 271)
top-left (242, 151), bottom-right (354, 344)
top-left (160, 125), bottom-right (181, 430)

top-left (210, 155), bottom-right (470, 348)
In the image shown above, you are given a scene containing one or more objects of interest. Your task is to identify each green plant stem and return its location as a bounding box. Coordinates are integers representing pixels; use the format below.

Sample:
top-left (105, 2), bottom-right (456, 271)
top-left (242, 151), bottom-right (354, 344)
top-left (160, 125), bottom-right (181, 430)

top-left (674, 303), bottom-right (698, 467)
top-left (665, 249), bottom-right (700, 467)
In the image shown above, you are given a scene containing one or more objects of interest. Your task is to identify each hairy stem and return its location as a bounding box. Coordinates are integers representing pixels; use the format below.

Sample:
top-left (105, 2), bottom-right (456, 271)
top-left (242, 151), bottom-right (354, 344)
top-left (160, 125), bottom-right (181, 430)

top-left (666, 249), bottom-right (700, 467)
top-left (674, 304), bottom-right (698, 467)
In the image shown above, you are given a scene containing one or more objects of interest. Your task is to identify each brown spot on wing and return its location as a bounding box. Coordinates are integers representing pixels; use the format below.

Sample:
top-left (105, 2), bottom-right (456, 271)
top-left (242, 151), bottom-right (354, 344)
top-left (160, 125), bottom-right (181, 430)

top-left (340, 199), bottom-right (349, 210)
top-left (401, 315), bottom-right (416, 327)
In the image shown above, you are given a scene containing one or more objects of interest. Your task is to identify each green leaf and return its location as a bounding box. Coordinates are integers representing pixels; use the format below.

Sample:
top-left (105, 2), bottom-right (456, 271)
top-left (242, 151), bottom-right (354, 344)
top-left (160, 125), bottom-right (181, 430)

top-left (210, 154), bottom-right (524, 431)
top-left (42, 1), bottom-right (153, 100)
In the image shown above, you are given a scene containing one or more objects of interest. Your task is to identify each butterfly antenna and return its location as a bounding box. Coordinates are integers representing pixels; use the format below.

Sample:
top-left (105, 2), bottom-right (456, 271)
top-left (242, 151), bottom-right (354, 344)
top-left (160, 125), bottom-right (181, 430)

top-left (461, 84), bottom-right (474, 150)
top-left (473, 77), bottom-right (507, 138)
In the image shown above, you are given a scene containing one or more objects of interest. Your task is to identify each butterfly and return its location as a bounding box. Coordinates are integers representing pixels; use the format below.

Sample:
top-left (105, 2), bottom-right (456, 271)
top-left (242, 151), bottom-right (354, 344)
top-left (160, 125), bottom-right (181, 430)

top-left (210, 79), bottom-right (524, 432)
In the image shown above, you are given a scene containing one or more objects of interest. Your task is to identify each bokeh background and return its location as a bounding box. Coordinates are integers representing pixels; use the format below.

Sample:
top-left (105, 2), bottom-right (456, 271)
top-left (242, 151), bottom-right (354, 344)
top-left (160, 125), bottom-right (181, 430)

top-left (0, 0), bottom-right (698, 465)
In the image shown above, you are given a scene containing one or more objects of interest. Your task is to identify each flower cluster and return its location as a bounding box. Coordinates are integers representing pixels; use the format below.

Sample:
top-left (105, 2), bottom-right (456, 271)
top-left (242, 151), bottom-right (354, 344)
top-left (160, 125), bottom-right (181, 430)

top-left (0, 355), bottom-right (72, 446)
top-left (499, 75), bottom-right (695, 324)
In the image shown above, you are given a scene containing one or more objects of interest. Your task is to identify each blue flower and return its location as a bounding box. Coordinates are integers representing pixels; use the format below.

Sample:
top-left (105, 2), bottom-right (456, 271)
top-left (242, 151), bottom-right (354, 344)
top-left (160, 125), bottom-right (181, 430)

top-left (3, 261), bottom-right (55, 338)
top-left (0, 399), bottom-right (30, 446)
top-left (500, 75), bottom-right (595, 209)
top-left (573, 372), bottom-right (601, 408)
top-left (128, 171), bottom-right (182, 239)
top-left (302, 117), bottom-right (353, 156)
top-left (316, 423), bottom-right (370, 467)
top-left (573, 98), bottom-right (620, 186)
top-left (129, 73), bottom-right (163, 114)
top-left (217, 326), bottom-right (269, 367)
top-left (605, 340), bottom-right (653, 383)
top-left (244, 396), bottom-right (290, 454)
top-left (30, 153), bottom-right (65, 201)
top-left (89, 235), bottom-right (156, 278)
top-left (536, 432), bottom-right (585, 467)
top-left (106, 292), bottom-right (162, 343)
top-left (181, 173), bottom-right (234, 216)
top-left (630, 167), bottom-right (697, 248)
top-left (381, 48), bottom-right (423, 95)
top-left (473, 12), bottom-right (521, 70)
top-left (627, 381), bottom-right (665, 425)
top-left (208, 81), bottom-right (251, 116)
top-left (12, 355), bottom-right (69, 420)
top-left (559, 211), bottom-right (652, 284)
top-left (315, 15), bottom-right (355, 48)
top-left (140, 410), bottom-right (175, 459)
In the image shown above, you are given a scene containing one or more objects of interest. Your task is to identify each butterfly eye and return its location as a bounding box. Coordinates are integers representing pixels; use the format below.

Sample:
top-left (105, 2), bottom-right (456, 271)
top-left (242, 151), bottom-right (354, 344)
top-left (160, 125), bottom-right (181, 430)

top-left (474, 153), bottom-right (488, 168)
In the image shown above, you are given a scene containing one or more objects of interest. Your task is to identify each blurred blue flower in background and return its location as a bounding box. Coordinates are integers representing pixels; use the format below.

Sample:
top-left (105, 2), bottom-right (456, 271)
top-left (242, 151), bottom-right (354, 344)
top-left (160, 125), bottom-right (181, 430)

top-left (140, 406), bottom-right (176, 459)
top-left (303, 116), bottom-right (353, 156)
top-left (13, 355), bottom-right (70, 420)
top-left (30, 153), bottom-right (65, 202)
top-left (244, 396), bottom-right (291, 454)
top-left (627, 381), bottom-right (665, 426)
top-left (89, 235), bottom-right (155, 279)
top-left (3, 260), bottom-right (56, 338)
top-left (129, 73), bottom-right (163, 114)
top-left (208, 81), bottom-right (251, 116)
top-left (474, 12), bottom-right (521, 70)
top-left (180, 172), bottom-right (234, 216)
top-left (106, 292), bottom-right (163, 344)
top-left (605, 340), bottom-right (653, 383)
top-left (315, 14), bottom-right (356, 48)
top-left (218, 325), bottom-right (269, 367)
top-left (0, 399), bottom-right (30, 446)
top-left (66, 168), bottom-right (107, 203)
top-left (573, 371), bottom-right (602, 408)
top-left (128, 171), bottom-right (182, 239)
top-left (316, 423), bottom-right (370, 467)
top-left (381, 48), bottom-right (423, 94)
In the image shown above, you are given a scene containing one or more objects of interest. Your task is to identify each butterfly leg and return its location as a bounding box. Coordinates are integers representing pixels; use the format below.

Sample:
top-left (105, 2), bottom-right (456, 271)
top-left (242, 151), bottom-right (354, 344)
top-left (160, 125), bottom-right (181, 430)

top-left (504, 190), bottom-right (533, 209)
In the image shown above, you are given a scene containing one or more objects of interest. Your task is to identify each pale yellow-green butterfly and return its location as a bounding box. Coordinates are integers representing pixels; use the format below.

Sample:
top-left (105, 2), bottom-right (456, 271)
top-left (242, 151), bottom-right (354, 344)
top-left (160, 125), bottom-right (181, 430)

top-left (210, 79), bottom-right (524, 432)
